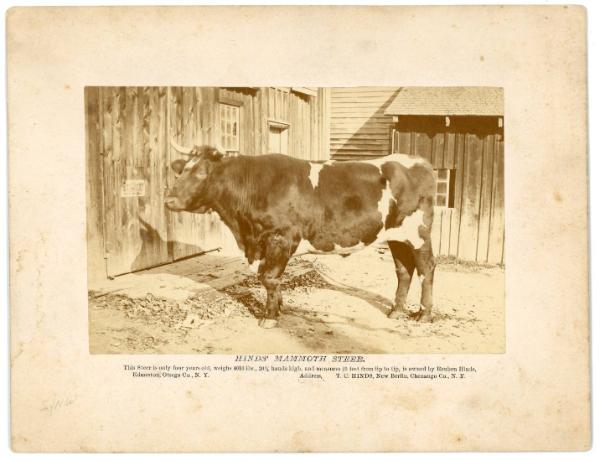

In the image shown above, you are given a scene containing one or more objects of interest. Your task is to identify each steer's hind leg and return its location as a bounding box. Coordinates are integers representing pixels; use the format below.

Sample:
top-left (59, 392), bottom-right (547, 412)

top-left (411, 200), bottom-right (436, 322)
top-left (410, 239), bottom-right (435, 322)
top-left (387, 241), bottom-right (416, 319)
top-left (257, 234), bottom-right (291, 329)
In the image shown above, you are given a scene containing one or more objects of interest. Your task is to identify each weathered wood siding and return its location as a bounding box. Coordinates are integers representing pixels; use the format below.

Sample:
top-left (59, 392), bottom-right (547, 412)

top-left (97, 87), bottom-right (172, 278)
top-left (85, 87), bottom-right (106, 279)
top-left (393, 116), bottom-right (504, 264)
top-left (86, 87), bottom-right (328, 281)
top-left (330, 87), bottom-right (400, 159)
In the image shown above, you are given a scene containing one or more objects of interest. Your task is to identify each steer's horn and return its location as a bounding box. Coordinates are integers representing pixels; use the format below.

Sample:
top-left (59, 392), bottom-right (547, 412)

top-left (170, 139), bottom-right (194, 155)
top-left (214, 141), bottom-right (228, 156)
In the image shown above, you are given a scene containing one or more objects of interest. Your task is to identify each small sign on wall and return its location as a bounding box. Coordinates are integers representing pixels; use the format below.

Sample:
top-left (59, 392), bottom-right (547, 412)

top-left (120, 179), bottom-right (146, 197)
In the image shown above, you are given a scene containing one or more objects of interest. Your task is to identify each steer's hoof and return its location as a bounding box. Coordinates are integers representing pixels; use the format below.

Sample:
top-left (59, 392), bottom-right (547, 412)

top-left (409, 310), bottom-right (433, 323)
top-left (387, 309), bottom-right (406, 320)
top-left (258, 318), bottom-right (278, 329)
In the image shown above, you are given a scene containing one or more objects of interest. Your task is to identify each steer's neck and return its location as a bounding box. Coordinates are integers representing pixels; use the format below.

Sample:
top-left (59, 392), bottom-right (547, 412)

top-left (205, 158), bottom-right (252, 256)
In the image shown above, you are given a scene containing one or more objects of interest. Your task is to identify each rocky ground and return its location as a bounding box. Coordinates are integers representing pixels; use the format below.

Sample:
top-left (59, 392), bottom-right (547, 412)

top-left (88, 247), bottom-right (504, 354)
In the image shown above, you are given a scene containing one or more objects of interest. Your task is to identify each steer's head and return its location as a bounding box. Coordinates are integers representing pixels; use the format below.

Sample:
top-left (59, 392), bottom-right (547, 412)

top-left (164, 141), bottom-right (224, 213)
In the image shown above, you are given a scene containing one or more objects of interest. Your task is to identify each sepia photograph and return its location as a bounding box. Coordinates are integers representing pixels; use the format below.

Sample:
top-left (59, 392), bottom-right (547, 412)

top-left (86, 86), bottom-right (505, 354)
top-left (9, 3), bottom-right (590, 453)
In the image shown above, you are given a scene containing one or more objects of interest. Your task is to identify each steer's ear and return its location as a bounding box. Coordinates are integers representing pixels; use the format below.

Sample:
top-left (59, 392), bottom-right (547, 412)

top-left (171, 159), bottom-right (187, 175)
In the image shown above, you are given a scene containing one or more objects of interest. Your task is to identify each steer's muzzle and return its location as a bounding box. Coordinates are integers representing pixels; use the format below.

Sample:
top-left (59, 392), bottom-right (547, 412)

top-left (164, 196), bottom-right (185, 211)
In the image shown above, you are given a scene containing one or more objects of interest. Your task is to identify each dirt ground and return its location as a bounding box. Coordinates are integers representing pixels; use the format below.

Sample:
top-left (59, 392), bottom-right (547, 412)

top-left (88, 247), bottom-right (504, 354)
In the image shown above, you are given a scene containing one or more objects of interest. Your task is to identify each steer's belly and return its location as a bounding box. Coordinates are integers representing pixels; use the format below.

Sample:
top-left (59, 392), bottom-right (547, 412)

top-left (295, 207), bottom-right (426, 257)
top-left (295, 239), bottom-right (367, 256)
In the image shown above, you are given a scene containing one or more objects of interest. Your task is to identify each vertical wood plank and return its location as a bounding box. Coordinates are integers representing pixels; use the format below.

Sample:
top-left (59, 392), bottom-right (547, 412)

top-left (170, 86), bottom-right (192, 259)
top-left (431, 207), bottom-right (443, 256)
top-left (320, 89), bottom-right (330, 160)
top-left (261, 88), bottom-right (269, 154)
top-left (458, 133), bottom-right (484, 261)
top-left (415, 132), bottom-right (432, 162)
top-left (304, 96), bottom-right (311, 159)
top-left (242, 91), bottom-right (250, 153)
top-left (130, 87), bottom-right (146, 270)
top-left (449, 132), bottom-right (464, 257)
top-left (254, 88), bottom-right (261, 154)
top-left (166, 86), bottom-right (181, 261)
top-left (278, 89), bottom-right (284, 121)
top-left (85, 87), bottom-right (107, 281)
top-left (444, 132), bottom-right (455, 169)
top-left (134, 86), bottom-right (169, 270)
top-left (100, 88), bottom-right (114, 273)
top-left (432, 133), bottom-right (445, 168)
top-left (182, 87), bottom-right (195, 147)
top-left (197, 88), bottom-right (205, 147)
top-left (488, 135), bottom-right (505, 264)
top-left (439, 208), bottom-right (452, 256)
top-left (283, 90), bottom-right (289, 122)
top-left (398, 131), bottom-right (411, 154)
top-left (310, 95), bottom-right (317, 160)
top-left (296, 93), bottom-right (304, 157)
top-left (268, 87), bottom-right (275, 119)
top-left (454, 131), bottom-right (464, 169)
top-left (123, 87), bottom-right (138, 272)
top-left (157, 86), bottom-right (171, 262)
top-left (476, 134), bottom-right (495, 262)
top-left (326, 89), bottom-right (331, 160)
top-left (297, 94), bottom-right (303, 158)
top-left (153, 87), bottom-right (170, 264)
top-left (106, 87), bottom-right (125, 275)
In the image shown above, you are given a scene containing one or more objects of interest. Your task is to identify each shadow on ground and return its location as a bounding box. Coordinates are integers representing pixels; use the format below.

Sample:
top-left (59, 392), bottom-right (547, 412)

top-left (89, 220), bottom-right (505, 354)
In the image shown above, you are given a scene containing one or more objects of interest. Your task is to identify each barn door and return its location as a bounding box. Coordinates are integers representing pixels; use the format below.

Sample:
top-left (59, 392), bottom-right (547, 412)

top-left (101, 87), bottom-right (170, 277)
top-left (98, 86), bottom-right (241, 278)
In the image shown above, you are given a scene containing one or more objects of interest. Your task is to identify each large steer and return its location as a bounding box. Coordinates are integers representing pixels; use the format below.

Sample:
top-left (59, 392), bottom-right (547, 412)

top-left (165, 143), bottom-right (436, 328)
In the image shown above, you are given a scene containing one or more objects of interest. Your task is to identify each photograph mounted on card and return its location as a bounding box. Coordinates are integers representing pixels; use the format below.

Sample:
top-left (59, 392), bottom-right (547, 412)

top-left (8, 5), bottom-right (589, 452)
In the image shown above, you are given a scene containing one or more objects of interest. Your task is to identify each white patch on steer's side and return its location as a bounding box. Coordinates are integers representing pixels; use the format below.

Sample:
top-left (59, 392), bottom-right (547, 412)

top-left (377, 209), bottom-right (425, 249)
top-left (308, 163), bottom-right (324, 188)
top-left (308, 161), bottom-right (333, 188)
top-left (362, 153), bottom-right (426, 170)
top-left (378, 180), bottom-right (395, 224)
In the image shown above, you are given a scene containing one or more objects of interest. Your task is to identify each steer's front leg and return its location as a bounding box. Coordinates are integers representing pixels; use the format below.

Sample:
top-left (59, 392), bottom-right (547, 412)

top-left (257, 234), bottom-right (291, 329)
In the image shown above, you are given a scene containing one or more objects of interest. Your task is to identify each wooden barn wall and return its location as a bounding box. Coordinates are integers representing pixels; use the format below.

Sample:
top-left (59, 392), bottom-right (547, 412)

top-left (261, 87), bottom-right (329, 160)
top-left (85, 87), bottom-right (106, 280)
top-left (90, 87), bottom-right (173, 279)
top-left (329, 87), bottom-right (400, 159)
top-left (86, 87), bottom-right (327, 280)
top-left (392, 116), bottom-right (504, 264)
